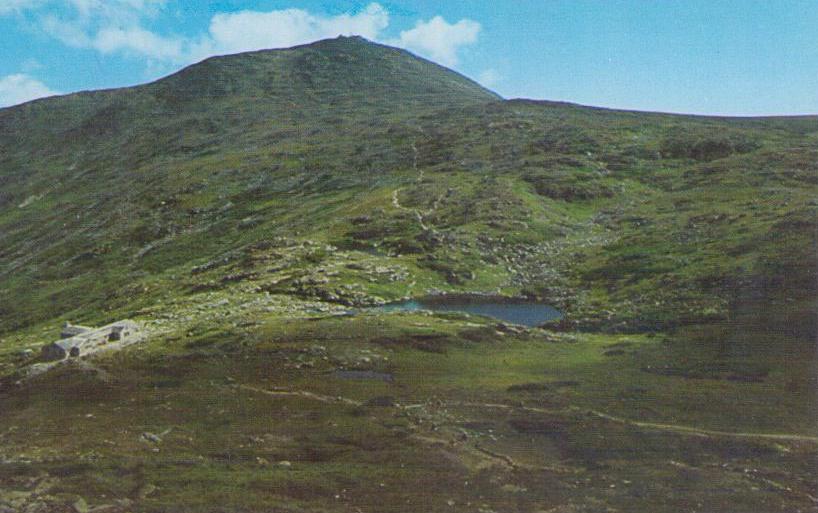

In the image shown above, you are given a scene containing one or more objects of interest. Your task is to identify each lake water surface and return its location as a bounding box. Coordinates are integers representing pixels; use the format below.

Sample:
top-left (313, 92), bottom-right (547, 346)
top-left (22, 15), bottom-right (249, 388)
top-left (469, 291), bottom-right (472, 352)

top-left (378, 296), bottom-right (563, 327)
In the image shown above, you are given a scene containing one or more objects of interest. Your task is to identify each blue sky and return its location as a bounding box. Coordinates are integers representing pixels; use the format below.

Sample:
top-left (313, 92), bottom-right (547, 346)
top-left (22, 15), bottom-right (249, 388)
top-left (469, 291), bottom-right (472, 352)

top-left (0, 1), bottom-right (816, 115)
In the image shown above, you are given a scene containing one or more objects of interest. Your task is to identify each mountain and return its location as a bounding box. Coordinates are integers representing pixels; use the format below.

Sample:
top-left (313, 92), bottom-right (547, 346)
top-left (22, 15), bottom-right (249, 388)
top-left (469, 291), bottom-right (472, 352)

top-left (0, 37), bottom-right (817, 513)
top-left (0, 36), bottom-right (496, 160)
top-left (0, 36), bottom-right (499, 330)
top-left (1, 36), bottom-right (815, 334)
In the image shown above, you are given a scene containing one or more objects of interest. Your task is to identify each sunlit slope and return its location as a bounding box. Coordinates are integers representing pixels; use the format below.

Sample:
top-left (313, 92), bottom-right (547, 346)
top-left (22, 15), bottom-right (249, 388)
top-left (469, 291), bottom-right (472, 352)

top-left (0, 36), bottom-right (816, 334)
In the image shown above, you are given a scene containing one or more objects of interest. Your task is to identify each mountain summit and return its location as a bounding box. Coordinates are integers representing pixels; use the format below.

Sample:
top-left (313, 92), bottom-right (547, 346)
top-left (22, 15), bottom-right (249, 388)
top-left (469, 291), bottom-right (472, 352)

top-left (1, 36), bottom-right (498, 136)
top-left (151, 36), bottom-right (500, 108)
top-left (1, 36), bottom-right (500, 181)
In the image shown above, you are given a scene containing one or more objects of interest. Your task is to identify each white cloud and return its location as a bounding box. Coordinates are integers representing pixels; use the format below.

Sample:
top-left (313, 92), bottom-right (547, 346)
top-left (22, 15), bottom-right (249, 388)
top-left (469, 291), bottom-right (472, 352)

top-left (14, 2), bottom-right (482, 71)
top-left (66, 0), bottom-right (166, 22)
top-left (194, 5), bottom-right (481, 67)
top-left (35, 2), bottom-right (393, 65)
top-left (68, 0), bottom-right (163, 11)
top-left (0, 0), bottom-right (163, 17)
top-left (191, 3), bottom-right (389, 60)
top-left (20, 58), bottom-right (43, 72)
top-left (0, 74), bottom-right (60, 107)
top-left (478, 68), bottom-right (500, 88)
top-left (390, 16), bottom-right (480, 66)
top-left (93, 26), bottom-right (182, 60)
top-left (38, 1), bottom-right (181, 61)
top-left (40, 14), bottom-right (92, 46)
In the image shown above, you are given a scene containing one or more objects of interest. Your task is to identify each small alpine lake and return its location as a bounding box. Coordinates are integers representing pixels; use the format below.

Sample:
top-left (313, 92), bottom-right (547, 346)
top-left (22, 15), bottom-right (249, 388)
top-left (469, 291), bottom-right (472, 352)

top-left (376, 295), bottom-right (563, 327)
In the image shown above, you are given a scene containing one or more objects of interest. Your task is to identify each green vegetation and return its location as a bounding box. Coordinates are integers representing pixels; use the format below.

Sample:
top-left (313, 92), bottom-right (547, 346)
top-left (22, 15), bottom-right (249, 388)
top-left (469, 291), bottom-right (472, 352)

top-left (0, 37), bottom-right (815, 512)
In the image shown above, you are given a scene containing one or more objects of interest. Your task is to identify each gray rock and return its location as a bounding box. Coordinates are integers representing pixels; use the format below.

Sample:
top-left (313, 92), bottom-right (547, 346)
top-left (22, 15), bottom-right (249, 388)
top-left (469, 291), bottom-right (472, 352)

top-left (141, 432), bottom-right (162, 444)
top-left (72, 497), bottom-right (89, 513)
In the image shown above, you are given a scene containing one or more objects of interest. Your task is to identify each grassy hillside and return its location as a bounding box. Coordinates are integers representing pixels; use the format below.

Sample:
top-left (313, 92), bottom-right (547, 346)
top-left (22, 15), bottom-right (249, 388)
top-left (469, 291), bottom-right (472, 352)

top-left (0, 37), bottom-right (816, 336)
top-left (0, 37), bottom-right (816, 512)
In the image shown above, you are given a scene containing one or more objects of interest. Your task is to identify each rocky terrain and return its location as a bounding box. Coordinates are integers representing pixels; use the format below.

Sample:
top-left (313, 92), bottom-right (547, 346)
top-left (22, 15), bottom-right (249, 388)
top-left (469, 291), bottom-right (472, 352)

top-left (0, 37), bottom-right (816, 512)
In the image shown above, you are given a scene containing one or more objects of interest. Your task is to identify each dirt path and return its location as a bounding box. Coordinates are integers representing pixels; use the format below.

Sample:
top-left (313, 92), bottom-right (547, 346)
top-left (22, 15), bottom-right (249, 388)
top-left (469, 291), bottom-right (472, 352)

top-left (232, 385), bottom-right (818, 483)
top-left (391, 188), bottom-right (404, 210)
top-left (390, 135), bottom-right (445, 232)
top-left (583, 408), bottom-right (818, 444)
top-left (456, 400), bottom-right (818, 444)
top-left (411, 142), bottom-right (423, 182)
top-left (236, 384), bottom-right (362, 406)
top-left (390, 188), bottom-right (430, 231)
top-left (235, 385), bottom-right (568, 472)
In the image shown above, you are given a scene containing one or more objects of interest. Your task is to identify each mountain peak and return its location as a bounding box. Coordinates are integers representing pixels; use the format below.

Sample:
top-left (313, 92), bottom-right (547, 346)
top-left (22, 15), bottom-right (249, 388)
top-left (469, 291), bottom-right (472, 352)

top-left (148, 36), bottom-right (500, 111)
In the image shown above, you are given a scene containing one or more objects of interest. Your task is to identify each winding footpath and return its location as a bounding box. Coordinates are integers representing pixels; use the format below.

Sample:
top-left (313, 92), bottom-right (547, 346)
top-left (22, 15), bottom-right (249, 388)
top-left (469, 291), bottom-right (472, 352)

top-left (238, 384), bottom-right (818, 445)
top-left (457, 401), bottom-right (818, 444)
top-left (583, 408), bottom-right (818, 444)
top-left (390, 134), bottom-right (445, 233)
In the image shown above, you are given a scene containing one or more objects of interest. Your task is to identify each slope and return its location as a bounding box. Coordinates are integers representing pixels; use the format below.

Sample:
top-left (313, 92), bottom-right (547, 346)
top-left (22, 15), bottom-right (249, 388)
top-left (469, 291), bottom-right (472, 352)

top-left (0, 37), bottom-right (817, 513)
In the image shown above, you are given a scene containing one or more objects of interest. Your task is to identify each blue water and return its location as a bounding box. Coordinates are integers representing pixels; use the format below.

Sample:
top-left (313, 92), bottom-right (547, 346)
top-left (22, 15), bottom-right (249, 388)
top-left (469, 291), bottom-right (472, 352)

top-left (378, 296), bottom-right (563, 327)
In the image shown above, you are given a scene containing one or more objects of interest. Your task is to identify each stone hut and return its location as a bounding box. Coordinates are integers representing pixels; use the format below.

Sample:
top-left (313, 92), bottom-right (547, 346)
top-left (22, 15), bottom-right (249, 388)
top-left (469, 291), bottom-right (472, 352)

top-left (41, 320), bottom-right (140, 362)
top-left (60, 322), bottom-right (90, 339)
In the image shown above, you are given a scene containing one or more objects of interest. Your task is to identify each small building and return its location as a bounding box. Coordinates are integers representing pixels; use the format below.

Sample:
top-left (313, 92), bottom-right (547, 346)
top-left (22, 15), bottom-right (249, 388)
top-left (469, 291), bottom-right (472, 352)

top-left (41, 339), bottom-right (77, 361)
top-left (41, 320), bottom-right (140, 362)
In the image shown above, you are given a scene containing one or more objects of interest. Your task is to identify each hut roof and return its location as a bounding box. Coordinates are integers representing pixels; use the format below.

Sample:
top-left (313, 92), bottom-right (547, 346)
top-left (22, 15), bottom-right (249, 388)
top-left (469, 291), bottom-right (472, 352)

top-left (60, 324), bottom-right (91, 339)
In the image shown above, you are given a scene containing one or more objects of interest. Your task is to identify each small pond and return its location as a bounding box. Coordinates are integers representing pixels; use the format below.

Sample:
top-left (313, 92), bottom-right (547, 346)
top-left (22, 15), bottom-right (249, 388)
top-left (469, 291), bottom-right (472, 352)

top-left (377, 295), bottom-right (563, 328)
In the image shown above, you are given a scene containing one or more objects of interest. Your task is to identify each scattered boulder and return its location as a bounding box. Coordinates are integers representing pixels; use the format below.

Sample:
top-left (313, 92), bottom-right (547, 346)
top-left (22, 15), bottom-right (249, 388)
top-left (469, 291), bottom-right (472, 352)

top-left (141, 432), bottom-right (162, 444)
top-left (72, 497), bottom-right (89, 513)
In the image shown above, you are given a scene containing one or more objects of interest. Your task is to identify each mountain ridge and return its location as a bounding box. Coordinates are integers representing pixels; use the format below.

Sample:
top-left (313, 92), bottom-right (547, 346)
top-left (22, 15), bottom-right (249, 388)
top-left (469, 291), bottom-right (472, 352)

top-left (8, 36), bottom-right (818, 120)
top-left (0, 36), bottom-right (815, 336)
top-left (0, 36), bottom-right (499, 117)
